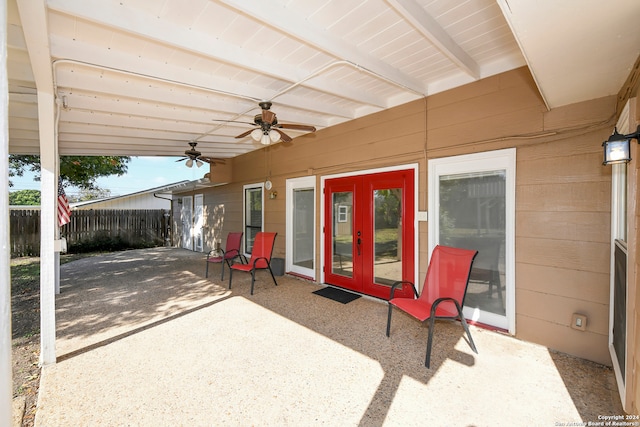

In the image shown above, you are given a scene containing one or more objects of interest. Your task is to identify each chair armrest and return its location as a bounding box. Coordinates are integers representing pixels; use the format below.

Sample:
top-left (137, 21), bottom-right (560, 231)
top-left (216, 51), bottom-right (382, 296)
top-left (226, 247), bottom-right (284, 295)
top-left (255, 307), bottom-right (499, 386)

top-left (224, 249), bottom-right (239, 259)
top-left (252, 256), bottom-right (269, 268)
top-left (430, 297), bottom-right (463, 317)
top-left (389, 280), bottom-right (419, 300)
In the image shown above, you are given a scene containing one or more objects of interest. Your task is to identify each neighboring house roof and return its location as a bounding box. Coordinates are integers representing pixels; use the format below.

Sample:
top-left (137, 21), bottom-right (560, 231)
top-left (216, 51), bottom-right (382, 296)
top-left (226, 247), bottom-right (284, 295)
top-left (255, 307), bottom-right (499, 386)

top-left (166, 176), bottom-right (223, 195)
top-left (70, 180), bottom-right (192, 209)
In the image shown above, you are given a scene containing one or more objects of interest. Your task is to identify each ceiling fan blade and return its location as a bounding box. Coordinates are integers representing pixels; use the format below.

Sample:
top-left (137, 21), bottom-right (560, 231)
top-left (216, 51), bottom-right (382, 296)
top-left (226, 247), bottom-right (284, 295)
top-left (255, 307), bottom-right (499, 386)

top-left (278, 123), bottom-right (316, 132)
top-left (211, 119), bottom-right (256, 126)
top-left (235, 129), bottom-right (255, 139)
top-left (175, 157), bottom-right (187, 162)
top-left (275, 129), bottom-right (293, 143)
top-left (262, 109), bottom-right (276, 125)
top-left (199, 156), bottom-right (226, 165)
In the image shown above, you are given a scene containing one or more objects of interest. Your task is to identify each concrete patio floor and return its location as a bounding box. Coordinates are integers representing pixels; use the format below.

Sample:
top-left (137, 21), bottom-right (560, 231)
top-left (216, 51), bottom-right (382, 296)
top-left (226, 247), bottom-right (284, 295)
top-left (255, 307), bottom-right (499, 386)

top-left (35, 248), bottom-right (624, 426)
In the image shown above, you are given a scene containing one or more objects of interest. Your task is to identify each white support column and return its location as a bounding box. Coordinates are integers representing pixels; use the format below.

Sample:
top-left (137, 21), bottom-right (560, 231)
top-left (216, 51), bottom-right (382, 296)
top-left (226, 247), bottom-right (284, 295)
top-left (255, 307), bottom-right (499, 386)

top-left (39, 90), bottom-right (58, 364)
top-left (1, 0), bottom-right (14, 422)
top-left (16, 0), bottom-right (58, 365)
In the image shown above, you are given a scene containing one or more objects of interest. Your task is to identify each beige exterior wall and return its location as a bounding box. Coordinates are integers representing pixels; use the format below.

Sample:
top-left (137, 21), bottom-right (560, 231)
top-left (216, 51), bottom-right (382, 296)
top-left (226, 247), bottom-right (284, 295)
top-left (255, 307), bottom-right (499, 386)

top-left (174, 67), bottom-right (618, 367)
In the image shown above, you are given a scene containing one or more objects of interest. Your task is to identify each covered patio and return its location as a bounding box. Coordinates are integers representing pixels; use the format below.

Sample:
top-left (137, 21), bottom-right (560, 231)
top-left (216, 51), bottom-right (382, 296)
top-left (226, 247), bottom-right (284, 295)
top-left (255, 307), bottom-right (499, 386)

top-left (4, 0), bottom-right (640, 419)
top-left (34, 248), bottom-right (622, 426)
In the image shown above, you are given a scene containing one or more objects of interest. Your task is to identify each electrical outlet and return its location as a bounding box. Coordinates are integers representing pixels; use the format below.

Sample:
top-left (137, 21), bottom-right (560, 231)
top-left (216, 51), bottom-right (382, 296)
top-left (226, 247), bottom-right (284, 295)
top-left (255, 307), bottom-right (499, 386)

top-left (571, 313), bottom-right (587, 331)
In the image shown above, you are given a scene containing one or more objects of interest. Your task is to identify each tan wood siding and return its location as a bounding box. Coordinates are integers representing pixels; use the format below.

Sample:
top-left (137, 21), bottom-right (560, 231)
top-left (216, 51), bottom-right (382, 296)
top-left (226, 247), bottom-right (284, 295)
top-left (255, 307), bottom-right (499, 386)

top-left (516, 315), bottom-right (610, 365)
top-left (517, 264), bottom-right (609, 304)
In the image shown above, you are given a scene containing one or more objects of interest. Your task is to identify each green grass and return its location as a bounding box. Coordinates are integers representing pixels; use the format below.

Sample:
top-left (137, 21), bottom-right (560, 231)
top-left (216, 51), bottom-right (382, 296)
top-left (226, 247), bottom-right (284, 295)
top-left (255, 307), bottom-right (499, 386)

top-left (334, 227), bottom-right (399, 243)
top-left (10, 253), bottom-right (102, 289)
top-left (373, 228), bottom-right (398, 244)
top-left (333, 228), bottom-right (399, 258)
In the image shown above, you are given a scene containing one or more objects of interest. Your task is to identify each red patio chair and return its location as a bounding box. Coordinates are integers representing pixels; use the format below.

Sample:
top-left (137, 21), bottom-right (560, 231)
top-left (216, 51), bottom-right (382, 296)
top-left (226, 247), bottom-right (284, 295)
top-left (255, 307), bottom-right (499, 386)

top-left (205, 232), bottom-right (246, 280)
top-left (228, 232), bottom-right (278, 295)
top-left (386, 245), bottom-right (479, 368)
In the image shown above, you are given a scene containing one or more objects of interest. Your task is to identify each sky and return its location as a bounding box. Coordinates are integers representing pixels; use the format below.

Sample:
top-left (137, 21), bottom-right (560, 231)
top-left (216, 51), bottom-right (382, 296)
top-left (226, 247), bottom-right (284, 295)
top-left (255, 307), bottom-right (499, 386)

top-left (10, 156), bottom-right (209, 199)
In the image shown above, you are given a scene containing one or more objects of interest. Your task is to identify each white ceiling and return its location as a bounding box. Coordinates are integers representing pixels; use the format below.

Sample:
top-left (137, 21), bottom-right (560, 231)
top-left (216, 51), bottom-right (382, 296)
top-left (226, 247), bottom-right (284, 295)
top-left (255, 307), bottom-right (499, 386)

top-left (7, 0), bottom-right (640, 160)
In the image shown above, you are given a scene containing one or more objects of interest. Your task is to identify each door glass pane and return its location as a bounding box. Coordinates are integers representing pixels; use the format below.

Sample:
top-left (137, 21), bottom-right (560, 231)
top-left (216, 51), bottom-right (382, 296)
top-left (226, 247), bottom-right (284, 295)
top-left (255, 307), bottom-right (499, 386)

top-left (293, 188), bottom-right (314, 269)
top-left (181, 196), bottom-right (192, 250)
top-left (332, 191), bottom-right (353, 277)
top-left (373, 188), bottom-right (402, 285)
top-left (439, 171), bottom-right (506, 316)
top-left (194, 196), bottom-right (203, 252)
top-left (245, 187), bottom-right (262, 253)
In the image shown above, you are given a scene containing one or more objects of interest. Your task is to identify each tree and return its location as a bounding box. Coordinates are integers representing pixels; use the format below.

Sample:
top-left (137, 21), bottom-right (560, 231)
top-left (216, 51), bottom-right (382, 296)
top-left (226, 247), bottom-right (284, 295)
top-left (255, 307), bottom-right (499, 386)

top-left (70, 187), bottom-right (113, 203)
top-left (9, 189), bottom-right (41, 205)
top-left (9, 155), bottom-right (131, 189)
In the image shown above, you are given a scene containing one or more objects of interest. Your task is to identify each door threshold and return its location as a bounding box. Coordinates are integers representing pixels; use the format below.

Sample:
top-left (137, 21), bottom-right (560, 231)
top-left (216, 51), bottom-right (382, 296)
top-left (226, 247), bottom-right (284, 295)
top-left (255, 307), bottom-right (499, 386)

top-left (467, 320), bottom-right (509, 334)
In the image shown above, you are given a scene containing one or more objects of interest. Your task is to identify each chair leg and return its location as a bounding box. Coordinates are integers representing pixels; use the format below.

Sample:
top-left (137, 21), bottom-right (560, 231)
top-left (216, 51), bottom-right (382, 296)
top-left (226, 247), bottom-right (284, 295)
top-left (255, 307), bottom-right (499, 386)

top-left (386, 304), bottom-right (393, 337)
top-left (221, 260), bottom-right (228, 281)
top-left (425, 315), bottom-right (436, 368)
top-left (205, 261), bottom-right (209, 278)
top-left (494, 272), bottom-right (504, 310)
top-left (228, 268), bottom-right (233, 289)
top-left (456, 305), bottom-right (478, 354)
top-left (250, 269), bottom-right (256, 295)
top-left (267, 266), bottom-right (278, 287)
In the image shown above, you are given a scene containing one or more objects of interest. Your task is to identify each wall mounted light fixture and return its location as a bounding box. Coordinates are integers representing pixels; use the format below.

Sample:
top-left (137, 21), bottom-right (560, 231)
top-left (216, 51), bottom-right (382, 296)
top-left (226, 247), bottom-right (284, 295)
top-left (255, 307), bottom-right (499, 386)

top-left (603, 125), bottom-right (640, 165)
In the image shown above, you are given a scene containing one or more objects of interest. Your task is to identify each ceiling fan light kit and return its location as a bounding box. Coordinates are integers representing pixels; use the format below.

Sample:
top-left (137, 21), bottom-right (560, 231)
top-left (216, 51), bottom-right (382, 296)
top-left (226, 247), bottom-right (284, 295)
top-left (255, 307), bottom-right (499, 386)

top-left (250, 128), bottom-right (263, 141)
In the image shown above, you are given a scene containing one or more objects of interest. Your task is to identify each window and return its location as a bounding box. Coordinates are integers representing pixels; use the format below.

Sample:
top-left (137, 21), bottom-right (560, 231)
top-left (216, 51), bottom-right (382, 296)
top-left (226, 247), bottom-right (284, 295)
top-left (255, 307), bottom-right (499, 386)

top-left (244, 184), bottom-right (264, 254)
top-left (428, 148), bottom-right (515, 333)
top-left (337, 205), bottom-right (348, 222)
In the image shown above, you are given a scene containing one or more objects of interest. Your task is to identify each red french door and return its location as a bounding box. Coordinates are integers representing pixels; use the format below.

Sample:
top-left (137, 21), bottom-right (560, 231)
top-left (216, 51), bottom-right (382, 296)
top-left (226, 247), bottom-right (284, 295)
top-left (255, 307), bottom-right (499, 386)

top-left (323, 169), bottom-right (415, 299)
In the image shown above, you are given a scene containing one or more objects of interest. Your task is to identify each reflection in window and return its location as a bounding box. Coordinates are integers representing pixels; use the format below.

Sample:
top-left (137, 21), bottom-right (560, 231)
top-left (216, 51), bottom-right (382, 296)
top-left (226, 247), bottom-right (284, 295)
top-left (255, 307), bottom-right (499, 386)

top-left (332, 192), bottom-right (353, 277)
top-left (373, 188), bottom-right (402, 286)
top-left (439, 171), bottom-right (506, 316)
top-left (293, 188), bottom-right (314, 269)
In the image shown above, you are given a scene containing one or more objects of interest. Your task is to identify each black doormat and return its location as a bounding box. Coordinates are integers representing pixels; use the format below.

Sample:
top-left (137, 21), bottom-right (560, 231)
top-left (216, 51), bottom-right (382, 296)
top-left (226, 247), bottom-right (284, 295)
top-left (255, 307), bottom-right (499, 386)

top-left (312, 286), bottom-right (361, 304)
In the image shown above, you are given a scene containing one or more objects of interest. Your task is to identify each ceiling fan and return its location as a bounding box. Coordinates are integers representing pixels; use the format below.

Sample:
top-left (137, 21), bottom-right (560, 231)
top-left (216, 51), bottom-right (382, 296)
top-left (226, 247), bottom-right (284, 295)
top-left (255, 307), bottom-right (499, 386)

top-left (233, 101), bottom-right (316, 145)
top-left (176, 142), bottom-right (225, 168)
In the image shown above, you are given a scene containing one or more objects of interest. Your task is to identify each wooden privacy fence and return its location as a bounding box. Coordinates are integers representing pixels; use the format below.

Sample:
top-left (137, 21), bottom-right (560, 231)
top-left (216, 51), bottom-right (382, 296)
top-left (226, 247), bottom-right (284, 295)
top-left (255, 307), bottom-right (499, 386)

top-left (9, 209), bottom-right (169, 257)
top-left (10, 209), bottom-right (40, 257)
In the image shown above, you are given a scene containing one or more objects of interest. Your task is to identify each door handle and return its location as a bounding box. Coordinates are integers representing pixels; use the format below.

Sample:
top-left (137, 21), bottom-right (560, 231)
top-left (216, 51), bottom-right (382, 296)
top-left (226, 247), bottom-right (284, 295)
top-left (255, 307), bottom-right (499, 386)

top-left (356, 231), bottom-right (361, 256)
